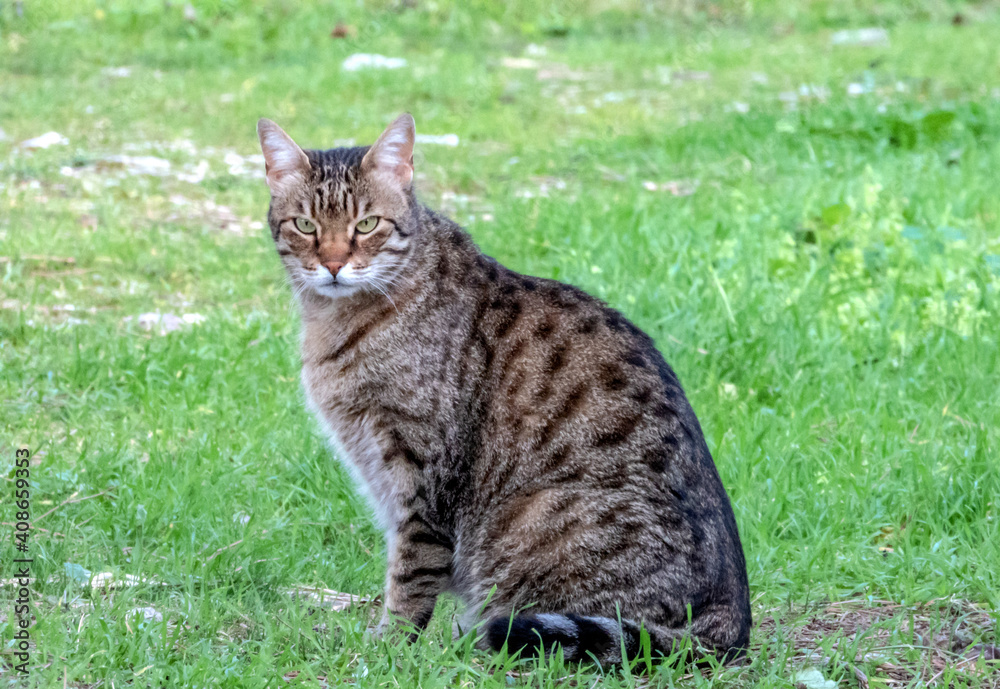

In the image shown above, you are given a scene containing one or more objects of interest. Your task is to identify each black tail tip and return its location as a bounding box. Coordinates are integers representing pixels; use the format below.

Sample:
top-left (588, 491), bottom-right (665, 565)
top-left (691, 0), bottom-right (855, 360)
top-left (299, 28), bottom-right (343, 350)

top-left (485, 616), bottom-right (564, 656)
top-left (485, 614), bottom-right (633, 662)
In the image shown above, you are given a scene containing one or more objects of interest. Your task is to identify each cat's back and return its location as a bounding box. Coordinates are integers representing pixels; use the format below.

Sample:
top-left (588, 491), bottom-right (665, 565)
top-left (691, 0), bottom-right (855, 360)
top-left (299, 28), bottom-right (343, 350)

top-left (445, 241), bottom-right (749, 640)
top-left (454, 247), bottom-right (720, 490)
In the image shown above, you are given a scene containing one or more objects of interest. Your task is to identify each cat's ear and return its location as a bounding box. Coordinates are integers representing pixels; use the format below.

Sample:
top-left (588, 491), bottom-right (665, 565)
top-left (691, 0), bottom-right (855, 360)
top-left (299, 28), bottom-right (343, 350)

top-left (362, 113), bottom-right (415, 189)
top-left (257, 118), bottom-right (310, 193)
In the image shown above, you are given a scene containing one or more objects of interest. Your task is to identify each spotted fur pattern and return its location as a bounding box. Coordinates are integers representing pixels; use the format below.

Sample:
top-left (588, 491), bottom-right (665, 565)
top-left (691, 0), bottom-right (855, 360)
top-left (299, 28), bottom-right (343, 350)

top-left (257, 115), bottom-right (751, 663)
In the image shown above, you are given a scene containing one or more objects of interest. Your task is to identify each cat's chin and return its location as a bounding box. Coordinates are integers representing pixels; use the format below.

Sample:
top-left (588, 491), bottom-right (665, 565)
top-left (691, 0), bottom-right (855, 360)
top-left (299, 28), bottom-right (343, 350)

top-left (310, 282), bottom-right (362, 300)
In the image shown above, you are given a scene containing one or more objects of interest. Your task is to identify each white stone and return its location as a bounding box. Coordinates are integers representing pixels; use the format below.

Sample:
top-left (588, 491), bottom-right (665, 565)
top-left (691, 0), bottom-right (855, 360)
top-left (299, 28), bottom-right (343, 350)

top-left (415, 133), bottom-right (459, 147)
top-left (831, 28), bottom-right (889, 47)
top-left (101, 66), bottom-right (133, 78)
top-left (129, 606), bottom-right (163, 623)
top-left (342, 54), bottom-right (407, 71)
top-left (105, 155), bottom-right (172, 176)
top-left (20, 131), bottom-right (69, 149)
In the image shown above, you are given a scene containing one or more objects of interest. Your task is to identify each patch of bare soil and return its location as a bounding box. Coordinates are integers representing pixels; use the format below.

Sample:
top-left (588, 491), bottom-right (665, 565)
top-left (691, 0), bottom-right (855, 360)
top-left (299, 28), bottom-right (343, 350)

top-left (756, 598), bottom-right (999, 687)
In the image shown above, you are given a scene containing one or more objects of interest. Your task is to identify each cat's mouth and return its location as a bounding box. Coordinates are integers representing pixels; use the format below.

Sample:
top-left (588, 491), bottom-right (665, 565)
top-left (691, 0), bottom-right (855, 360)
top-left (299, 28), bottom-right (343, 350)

top-left (307, 272), bottom-right (357, 299)
top-left (297, 266), bottom-right (363, 299)
top-left (314, 270), bottom-right (341, 288)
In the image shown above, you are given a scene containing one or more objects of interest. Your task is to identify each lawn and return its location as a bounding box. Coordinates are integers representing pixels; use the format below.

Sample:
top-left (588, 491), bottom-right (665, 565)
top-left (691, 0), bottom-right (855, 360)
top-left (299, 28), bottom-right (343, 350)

top-left (1, 1), bottom-right (999, 687)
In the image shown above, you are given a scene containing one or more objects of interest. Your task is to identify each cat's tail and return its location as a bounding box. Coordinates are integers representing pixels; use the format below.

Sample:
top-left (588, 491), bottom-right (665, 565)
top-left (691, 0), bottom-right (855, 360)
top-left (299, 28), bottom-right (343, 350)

top-left (485, 613), bottom-right (641, 664)
top-left (484, 610), bottom-right (748, 664)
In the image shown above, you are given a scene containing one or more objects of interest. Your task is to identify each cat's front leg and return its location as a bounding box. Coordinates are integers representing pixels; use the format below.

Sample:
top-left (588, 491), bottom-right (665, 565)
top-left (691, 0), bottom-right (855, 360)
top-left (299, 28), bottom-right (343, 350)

top-left (377, 510), bottom-right (454, 639)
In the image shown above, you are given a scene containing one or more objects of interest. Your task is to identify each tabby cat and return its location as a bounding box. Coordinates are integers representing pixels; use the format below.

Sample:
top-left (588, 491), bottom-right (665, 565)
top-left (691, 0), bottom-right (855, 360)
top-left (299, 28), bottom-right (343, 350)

top-left (256, 114), bottom-right (751, 663)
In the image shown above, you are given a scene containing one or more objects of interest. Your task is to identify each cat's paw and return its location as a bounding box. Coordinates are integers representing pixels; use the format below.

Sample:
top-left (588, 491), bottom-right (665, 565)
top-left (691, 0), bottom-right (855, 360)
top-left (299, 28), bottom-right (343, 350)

top-left (363, 613), bottom-right (391, 641)
top-left (452, 616), bottom-right (490, 650)
top-left (366, 612), bottom-right (418, 643)
top-left (363, 624), bottom-right (385, 644)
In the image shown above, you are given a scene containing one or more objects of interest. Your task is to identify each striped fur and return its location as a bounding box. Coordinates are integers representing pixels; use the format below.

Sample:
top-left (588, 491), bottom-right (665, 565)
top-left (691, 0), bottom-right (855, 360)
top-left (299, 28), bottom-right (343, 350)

top-left (257, 115), bottom-right (752, 662)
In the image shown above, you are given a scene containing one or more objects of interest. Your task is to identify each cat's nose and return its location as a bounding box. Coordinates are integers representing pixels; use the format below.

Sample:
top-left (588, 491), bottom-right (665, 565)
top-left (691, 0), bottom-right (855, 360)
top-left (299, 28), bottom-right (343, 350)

top-left (323, 261), bottom-right (345, 277)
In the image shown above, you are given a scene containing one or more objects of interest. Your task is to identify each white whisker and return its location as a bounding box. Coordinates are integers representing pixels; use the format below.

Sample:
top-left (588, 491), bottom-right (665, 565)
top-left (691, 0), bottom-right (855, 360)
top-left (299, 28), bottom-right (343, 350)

top-left (367, 277), bottom-right (399, 313)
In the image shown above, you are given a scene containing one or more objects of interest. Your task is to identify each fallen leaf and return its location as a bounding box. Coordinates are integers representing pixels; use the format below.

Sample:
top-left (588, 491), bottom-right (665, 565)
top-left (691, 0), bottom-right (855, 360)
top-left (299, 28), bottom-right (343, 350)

top-left (852, 664), bottom-right (870, 689)
top-left (792, 668), bottom-right (837, 689)
top-left (64, 562), bottom-right (92, 585)
top-left (284, 586), bottom-right (373, 613)
top-left (330, 22), bottom-right (355, 38)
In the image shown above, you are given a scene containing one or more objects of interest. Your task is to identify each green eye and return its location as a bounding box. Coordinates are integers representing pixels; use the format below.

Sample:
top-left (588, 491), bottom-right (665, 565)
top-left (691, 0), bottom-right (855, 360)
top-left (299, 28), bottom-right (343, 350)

top-left (294, 217), bottom-right (317, 234)
top-left (355, 216), bottom-right (379, 234)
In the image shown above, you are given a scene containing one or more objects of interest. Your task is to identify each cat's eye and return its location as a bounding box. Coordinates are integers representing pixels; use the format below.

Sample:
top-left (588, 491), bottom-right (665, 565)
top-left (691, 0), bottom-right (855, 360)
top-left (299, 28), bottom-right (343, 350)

top-left (294, 217), bottom-right (317, 234)
top-left (355, 216), bottom-right (379, 234)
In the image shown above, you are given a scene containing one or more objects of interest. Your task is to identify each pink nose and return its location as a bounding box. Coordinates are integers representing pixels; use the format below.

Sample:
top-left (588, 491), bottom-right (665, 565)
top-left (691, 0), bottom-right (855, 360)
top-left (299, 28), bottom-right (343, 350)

top-left (323, 261), bottom-right (345, 277)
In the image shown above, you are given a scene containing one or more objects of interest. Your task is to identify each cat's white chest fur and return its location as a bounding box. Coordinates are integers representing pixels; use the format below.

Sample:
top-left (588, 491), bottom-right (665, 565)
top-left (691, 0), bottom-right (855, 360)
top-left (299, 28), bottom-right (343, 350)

top-left (301, 366), bottom-right (406, 534)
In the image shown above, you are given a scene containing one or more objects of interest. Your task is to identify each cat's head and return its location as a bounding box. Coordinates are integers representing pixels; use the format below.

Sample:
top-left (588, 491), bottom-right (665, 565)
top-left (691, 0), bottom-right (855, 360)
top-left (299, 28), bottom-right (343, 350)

top-left (256, 114), bottom-right (418, 301)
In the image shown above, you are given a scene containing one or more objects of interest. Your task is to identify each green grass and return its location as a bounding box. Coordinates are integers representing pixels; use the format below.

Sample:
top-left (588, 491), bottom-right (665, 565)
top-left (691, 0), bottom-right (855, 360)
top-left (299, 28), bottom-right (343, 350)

top-left (2, 1), bottom-right (999, 687)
